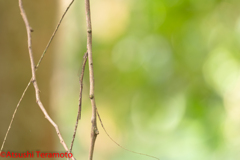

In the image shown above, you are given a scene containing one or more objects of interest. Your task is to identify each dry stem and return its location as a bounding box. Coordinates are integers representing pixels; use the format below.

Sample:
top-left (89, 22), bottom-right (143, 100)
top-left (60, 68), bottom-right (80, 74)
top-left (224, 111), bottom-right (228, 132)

top-left (18, 1), bottom-right (74, 159)
top-left (84, 0), bottom-right (99, 159)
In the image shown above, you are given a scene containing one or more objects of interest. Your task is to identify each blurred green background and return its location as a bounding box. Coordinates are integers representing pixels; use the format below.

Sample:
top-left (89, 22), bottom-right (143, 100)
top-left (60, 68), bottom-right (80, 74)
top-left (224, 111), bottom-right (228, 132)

top-left (1, 0), bottom-right (240, 160)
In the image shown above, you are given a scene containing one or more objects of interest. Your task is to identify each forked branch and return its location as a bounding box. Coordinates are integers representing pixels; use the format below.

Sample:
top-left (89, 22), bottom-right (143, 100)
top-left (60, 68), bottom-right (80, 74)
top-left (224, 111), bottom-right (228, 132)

top-left (1, 0), bottom-right (74, 153)
top-left (18, 1), bottom-right (75, 159)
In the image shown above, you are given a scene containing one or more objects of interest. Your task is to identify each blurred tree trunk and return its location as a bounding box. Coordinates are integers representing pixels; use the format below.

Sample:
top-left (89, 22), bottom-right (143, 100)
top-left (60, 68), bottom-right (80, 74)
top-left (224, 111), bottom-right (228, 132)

top-left (0, 0), bottom-right (57, 158)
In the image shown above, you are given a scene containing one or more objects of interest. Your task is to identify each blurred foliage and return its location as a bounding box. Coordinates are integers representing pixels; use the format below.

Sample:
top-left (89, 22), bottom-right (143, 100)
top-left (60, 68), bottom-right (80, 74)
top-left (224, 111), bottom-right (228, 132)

top-left (54, 0), bottom-right (240, 159)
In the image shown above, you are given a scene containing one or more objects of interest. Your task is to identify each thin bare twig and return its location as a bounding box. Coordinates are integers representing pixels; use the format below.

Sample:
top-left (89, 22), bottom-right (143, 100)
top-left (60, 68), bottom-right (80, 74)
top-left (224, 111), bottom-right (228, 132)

top-left (0, 80), bottom-right (31, 153)
top-left (69, 52), bottom-right (88, 153)
top-left (36, 0), bottom-right (75, 68)
top-left (96, 110), bottom-right (160, 160)
top-left (0, 0), bottom-right (74, 154)
top-left (18, 1), bottom-right (74, 160)
top-left (84, 0), bottom-right (99, 159)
